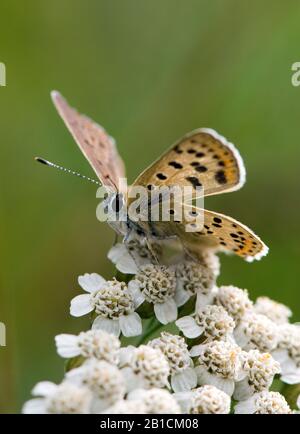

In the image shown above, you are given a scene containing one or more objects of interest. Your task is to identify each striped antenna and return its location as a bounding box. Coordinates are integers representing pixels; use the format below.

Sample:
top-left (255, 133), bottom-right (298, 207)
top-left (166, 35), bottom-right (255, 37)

top-left (35, 157), bottom-right (101, 186)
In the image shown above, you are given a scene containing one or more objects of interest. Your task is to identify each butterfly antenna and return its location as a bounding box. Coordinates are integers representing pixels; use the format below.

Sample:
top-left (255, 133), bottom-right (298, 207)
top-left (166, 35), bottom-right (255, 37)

top-left (35, 157), bottom-right (101, 186)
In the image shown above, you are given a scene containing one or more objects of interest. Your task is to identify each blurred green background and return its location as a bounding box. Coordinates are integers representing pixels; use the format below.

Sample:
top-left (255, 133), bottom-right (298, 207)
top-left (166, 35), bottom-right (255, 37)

top-left (1, 0), bottom-right (300, 413)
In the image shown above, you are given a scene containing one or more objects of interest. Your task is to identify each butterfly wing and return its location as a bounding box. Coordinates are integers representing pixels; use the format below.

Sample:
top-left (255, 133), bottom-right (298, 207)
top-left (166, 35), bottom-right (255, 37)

top-left (129, 128), bottom-right (245, 200)
top-left (147, 205), bottom-right (268, 262)
top-left (51, 91), bottom-right (126, 191)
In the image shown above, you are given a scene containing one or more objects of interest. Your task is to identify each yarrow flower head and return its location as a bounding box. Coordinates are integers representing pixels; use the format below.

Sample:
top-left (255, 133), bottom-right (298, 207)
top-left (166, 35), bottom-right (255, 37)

top-left (176, 304), bottom-right (235, 341)
top-left (128, 388), bottom-right (181, 414)
top-left (128, 264), bottom-right (188, 324)
top-left (234, 350), bottom-right (281, 401)
top-left (66, 359), bottom-right (126, 411)
top-left (175, 260), bottom-right (216, 307)
top-left (234, 311), bottom-right (278, 353)
top-left (55, 330), bottom-right (120, 364)
top-left (70, 273), bottom-right (142, 337)
top-left (215, 285), bottom-right (253, 320)
top-left (272, 323), bottom-right (300, 384)
top-left (192, 340), bottom-right (245, 396)
top-left (176, 385), bottom-right (231, 414)
top-left (119, 345), bottom-right (170, 391)
top-left (22, 381), bottom-right (93, 414)
top-left (148, 332), bottom-right (197, 392)
top-left (234, 391), bottom-right (292, 414)
top-left (254, 296), bottom-right (292, 324)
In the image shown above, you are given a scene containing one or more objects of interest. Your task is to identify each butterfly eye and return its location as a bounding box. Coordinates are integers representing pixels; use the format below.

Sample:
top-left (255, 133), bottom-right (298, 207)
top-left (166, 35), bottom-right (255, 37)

top-left (111, 193), bottom-right (124, 213)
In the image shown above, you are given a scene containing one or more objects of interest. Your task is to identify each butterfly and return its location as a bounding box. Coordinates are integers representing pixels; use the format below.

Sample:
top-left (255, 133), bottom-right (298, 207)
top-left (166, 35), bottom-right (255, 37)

top-left (50, 91), bottom-right (268, 263)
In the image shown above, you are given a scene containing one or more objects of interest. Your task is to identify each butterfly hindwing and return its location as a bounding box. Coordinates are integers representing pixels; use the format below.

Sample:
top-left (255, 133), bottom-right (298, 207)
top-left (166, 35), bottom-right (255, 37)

top-left (145, 205), bottom-right (268, 262)
top-left (172, 206), bottom-right (268, 262)
top-left (51, 91), bottom-right (125, 191)
top-left (129, 128), bottom-right (245, 201)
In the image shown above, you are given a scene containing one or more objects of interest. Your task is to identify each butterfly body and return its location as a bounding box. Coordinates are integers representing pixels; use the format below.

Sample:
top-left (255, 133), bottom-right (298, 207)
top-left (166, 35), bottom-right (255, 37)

top-left (50, 91), bottom-right (268, 263)
top-left (103, 191), bottom-right (177, 243)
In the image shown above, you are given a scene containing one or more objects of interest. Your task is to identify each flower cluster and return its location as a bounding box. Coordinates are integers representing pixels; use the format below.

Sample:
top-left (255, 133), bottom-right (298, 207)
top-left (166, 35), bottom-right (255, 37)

top-left (23, 241), bottom-right (300, 414)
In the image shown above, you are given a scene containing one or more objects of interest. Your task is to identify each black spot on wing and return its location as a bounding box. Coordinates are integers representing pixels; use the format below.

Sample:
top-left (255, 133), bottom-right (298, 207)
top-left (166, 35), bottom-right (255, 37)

top-left (168, 161), bottom-right (183, 169)
top-left (215, 170), bottom-right (227, 184)
top-left (186, 176), bottom-right (202, 189)
top-left (213, 217), bottom-right (222, 223)
top-left (156, 173), bottom-right (167, 180)
top-left (195, 165), bottom-right (208, 173)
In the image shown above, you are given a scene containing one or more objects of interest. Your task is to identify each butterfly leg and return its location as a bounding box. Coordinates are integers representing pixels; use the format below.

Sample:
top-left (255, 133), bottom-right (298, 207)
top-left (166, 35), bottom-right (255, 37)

top-left (145, 237), bottom-right (160, 264)
top-left (113, 232), bottom-right (119, 246)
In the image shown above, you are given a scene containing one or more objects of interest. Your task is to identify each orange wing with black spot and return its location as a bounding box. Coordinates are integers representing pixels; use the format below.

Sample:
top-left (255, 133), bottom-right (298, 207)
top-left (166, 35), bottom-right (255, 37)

top-left (151, 206), bottom-right (268, 262)
top-left (129, 128), bottom-right (246, 200)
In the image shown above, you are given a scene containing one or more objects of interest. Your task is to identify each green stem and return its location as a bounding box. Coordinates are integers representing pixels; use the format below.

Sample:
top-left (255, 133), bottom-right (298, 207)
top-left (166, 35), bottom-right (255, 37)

top-left (136, 317), bottom-right (164, 345)
top-left (281, 382), bottom-right (300, 409)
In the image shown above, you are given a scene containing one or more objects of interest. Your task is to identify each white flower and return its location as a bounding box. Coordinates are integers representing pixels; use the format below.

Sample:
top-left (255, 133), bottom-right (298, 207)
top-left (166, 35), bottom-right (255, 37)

top-left (176, 305), bottom-right (235, 342)
top-left (215, 285), bottom-right (253, 320)
top-left (101, 399), bottom-right (146, 414)
top-left (234, 350), bottom-right (281, 401)
top-left (128, 264), bottom-right (187, 324)
top-left (254, 296), bottom-right (292, 324)
top-left (234, 311), bottom-right (278, 352)
top-left (66, 359), bottom-right (125, 411)
top-left (119, 345), bottom-right (170, 391)
top-left (175, 385), bottom-right (231, 414)
top-left (192, 340), bottom-right (245, 396)
top-left (272, 323), bottom-right (300, 384)
top-left (128, 388), bottom-right (181, 414)
top-left (234, 391), bottom-right (291, 414)
top-left (55, 330), bottom-right (120, 364)
top-left (148, 332), bottom-right (197, 392)
top-left (108, 240), bottom-right (162, 274)
top-left (175, 260), bottom-right (216, 307)
top-left (70, 273), bottom-right (142, 337)
top-left (22, 381), bottom-right (92, 414)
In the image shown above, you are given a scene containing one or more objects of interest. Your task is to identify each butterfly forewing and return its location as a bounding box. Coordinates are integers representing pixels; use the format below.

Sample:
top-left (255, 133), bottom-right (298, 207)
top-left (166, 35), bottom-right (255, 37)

top-left (51, 91), bottom-right (126, 191)
top-left (129, 128), bottom-right (245, 202)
